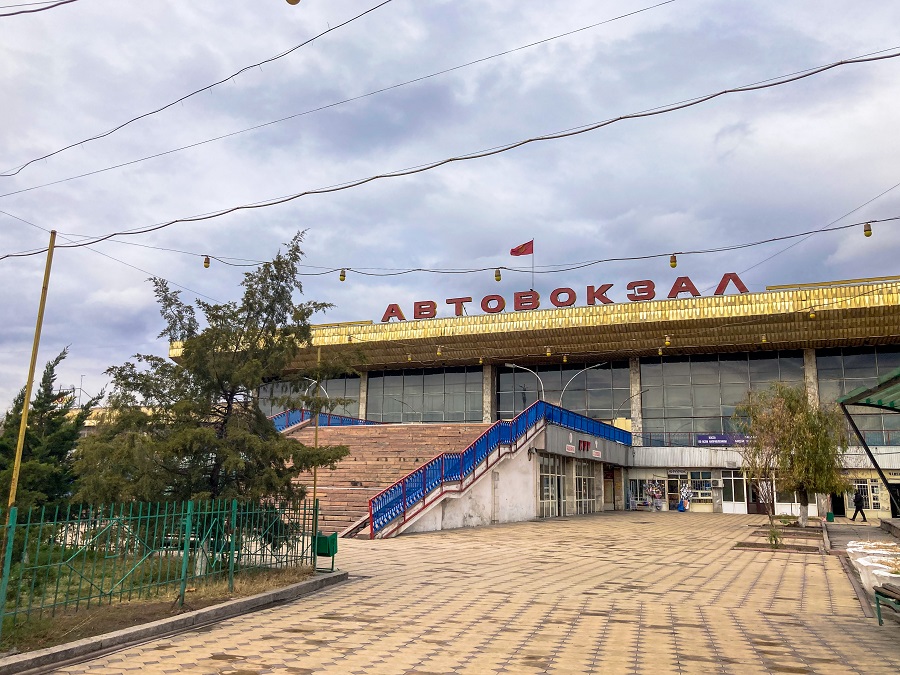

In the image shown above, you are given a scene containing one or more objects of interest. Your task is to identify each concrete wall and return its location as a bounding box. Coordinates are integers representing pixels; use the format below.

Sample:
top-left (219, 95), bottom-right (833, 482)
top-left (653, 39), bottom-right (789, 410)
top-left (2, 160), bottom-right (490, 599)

top-left (544, 427), bottom-right (629, 466)
top-left (403, 448), bottom-right (536, 534)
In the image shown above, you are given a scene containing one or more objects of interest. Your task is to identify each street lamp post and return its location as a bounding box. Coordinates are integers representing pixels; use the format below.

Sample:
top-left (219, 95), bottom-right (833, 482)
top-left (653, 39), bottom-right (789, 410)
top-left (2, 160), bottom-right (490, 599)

top-left (558, 362), bottom-right (608, 408)
top-left (504, 363), bottom-right (545, 402)
top-left (614, 388), bottom-right (649, 419)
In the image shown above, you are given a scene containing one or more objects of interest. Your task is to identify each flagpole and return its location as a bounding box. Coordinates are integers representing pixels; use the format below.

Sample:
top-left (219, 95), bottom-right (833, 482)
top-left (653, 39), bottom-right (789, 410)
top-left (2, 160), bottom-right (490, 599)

top-left (532, 241), bottom-right (535, 291)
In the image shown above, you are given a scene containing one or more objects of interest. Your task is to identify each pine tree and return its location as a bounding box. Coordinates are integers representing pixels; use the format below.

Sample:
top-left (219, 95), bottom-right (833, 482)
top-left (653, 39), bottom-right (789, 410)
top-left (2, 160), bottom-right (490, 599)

top-left (0, 349), bottom-right (99, 510)
top-left (73, 232), bottom-right (349, 503)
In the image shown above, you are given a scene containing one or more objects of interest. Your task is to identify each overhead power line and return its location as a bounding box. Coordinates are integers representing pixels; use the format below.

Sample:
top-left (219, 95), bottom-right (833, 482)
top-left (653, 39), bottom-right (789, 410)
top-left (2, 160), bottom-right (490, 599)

top-left (0, 0), bottom-right (676, 199)
top-left (0, 0), bottom-right (395, 176)
top-left (0, 209), bottom-right (221, 301)
top-left (2, 47), bottom-right (898, 265)
top-left (0, 0), bottom-right (78, 17)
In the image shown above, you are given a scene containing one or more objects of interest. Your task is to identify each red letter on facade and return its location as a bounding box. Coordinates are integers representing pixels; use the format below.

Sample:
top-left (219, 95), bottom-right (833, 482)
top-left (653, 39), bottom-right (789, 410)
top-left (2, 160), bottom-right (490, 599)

top-left (586, 284), bottom-right (613, 305)
top-left (446, 297), bottom-right (473, 316)
top-left (626, 280), bottom-right (656, 302)
top-left (713, 272), bottom-right (750, 296)
top-left (481, 295), bottom-right (506, 313)
top-left (381, 304), bottom-right (406, 322)
top-left (514, 291), bottom-right (540, 311)
top-left (414, 301), bottom-right (437, 319)
top-left (667, 276), bottom-right (701, 299)
top-left (550, 288), bottom-right (576, 307)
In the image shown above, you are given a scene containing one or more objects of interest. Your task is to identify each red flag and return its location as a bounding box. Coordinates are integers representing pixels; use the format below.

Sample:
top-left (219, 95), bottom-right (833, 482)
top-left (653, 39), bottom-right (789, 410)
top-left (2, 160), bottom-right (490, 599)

top-left (510, 240), bottom-right (534, 256)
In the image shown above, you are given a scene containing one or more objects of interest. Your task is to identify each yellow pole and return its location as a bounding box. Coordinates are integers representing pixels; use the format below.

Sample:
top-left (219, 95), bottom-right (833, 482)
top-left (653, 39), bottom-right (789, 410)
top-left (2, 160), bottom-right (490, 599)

top-left (312, 346), bottom-right (321, 507)
top-left (8, 230), bottom-right (57, 509)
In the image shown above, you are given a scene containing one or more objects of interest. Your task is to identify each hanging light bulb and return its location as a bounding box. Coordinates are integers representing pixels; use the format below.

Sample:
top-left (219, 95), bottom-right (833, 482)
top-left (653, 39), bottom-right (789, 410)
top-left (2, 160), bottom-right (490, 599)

top-left (658, 347), bottom-right (663, 356)
top-left (761, 333), bottom-right (768, 344)
top-left (664, 335), bottom-right (671, 347)
top-left (339, 268), bottom-right (346, 281)
top-left (407, 354), bottom-right (412, 362)
top-left (478, 356), bottom-right (484, 365)
top-left (562, 354), bottom-right (568, 363)
top-left (546, 347), bottom-right (552, 357)
top-left (203, 255), bottom-right (210, 269)
top-left (809, 310), bottom-right (816, 319)
top-left (864, 222), bottom-right (872, 237)
top-left (494, 268), bottom-right (501, 282)
top-left (437, 346), bottom-right (442, 357)
top-left (670, 254), bottom-right (677, 268)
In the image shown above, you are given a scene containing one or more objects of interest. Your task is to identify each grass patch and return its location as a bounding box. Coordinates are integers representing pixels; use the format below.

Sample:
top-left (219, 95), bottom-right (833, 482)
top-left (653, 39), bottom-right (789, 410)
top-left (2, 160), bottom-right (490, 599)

top-left (1, 566), bottom-right (313, 655)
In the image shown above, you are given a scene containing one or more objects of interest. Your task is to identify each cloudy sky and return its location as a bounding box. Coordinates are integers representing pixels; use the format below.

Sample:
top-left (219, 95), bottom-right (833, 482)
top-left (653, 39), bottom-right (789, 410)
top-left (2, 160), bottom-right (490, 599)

top-left (1, 0), bottom-right (899, 407)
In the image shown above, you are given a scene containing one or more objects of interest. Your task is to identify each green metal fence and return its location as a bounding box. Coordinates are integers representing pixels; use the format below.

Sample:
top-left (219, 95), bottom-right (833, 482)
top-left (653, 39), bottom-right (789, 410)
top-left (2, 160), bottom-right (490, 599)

top-left (0, 498), bottom-right (318, 640)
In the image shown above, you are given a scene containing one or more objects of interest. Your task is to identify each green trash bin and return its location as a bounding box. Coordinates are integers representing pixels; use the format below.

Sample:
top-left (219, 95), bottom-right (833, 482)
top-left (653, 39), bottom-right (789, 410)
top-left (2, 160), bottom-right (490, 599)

top-left (826, 512), bottom-right (835, 522)
top-left (315, 532), bottom-right (338, 572)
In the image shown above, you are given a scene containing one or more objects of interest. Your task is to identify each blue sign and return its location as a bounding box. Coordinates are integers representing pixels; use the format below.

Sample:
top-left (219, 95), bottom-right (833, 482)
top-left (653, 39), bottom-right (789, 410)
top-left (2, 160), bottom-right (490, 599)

top-left (697, 434), bottom-right (749, 446)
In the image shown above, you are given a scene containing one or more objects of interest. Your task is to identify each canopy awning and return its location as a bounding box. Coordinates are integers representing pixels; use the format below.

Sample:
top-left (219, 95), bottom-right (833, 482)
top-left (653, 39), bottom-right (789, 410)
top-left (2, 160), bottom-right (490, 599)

top-left (839, 366), bottom-right (900, 413)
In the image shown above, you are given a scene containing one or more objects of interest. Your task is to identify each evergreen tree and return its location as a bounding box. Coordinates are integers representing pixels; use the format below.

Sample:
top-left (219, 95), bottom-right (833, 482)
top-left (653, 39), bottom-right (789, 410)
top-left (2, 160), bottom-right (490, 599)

top-left (73, 232), bottom-right (349, 504)
top-left (0, 348), bottom-right (99, 510)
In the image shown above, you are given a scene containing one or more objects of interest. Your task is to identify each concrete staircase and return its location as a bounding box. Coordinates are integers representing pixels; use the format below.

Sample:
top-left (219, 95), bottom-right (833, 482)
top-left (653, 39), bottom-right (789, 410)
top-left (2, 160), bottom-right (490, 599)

top-left (286, 423), bottom-right (491, 535)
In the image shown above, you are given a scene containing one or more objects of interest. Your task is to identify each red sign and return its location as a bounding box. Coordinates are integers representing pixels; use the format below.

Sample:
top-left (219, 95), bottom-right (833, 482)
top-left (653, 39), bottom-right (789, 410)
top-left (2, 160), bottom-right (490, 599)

top-left (380, 273), bottom-right (749, 323)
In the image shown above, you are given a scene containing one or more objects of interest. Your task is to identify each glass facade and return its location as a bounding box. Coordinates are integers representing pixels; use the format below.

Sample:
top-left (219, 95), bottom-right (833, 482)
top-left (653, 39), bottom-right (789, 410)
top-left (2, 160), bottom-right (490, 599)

top-left (497, 361), bottom-right (630, 421)
top-left (366, 367), bottom-right (483, 423)
top-left (538, 454), bottom-right (566, 518)
top-left (817, 346), bottom-right (900, 445)
top-left (258, 376), bottom-right (360, 418)
top-left (640, 351), bottom-right (804, 444)
top-left (574, 459), bottom-right (598, 514)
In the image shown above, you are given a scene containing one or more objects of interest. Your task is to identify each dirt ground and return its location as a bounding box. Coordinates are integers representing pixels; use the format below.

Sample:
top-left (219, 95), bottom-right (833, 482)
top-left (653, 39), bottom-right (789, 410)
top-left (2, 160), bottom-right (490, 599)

top-left (1, 567), bottom-right (313, 655)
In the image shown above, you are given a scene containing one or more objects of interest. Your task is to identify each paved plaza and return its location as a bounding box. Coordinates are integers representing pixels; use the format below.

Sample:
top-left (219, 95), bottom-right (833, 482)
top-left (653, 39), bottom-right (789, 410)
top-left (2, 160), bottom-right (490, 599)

top-left (57, 513), bottom-right (899, 674)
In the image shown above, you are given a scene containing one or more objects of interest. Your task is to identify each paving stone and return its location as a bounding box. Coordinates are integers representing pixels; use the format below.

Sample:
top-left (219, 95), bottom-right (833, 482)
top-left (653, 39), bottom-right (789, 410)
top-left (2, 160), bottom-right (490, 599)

top-left (49, 513), bottom-right (900, 674)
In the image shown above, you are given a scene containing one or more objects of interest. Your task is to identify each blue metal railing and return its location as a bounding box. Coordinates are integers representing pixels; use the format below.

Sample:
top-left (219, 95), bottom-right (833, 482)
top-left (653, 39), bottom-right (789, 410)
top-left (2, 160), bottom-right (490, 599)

top-left (368, 401), bottom-right (631, 536)
top-left (270, 409), bottom-right (381, 432)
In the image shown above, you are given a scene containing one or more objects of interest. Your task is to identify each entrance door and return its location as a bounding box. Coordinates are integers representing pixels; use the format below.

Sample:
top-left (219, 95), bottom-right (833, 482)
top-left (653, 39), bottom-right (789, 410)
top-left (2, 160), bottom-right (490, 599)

top-left (556, 475), bottom-right (566, 517)
top-left (603, 467), bottom-right (615, 510)
top-left (747, 484), bottom-right (768, 515)
top-left (830, 492), bottom-right (846, 517)
top-left (667, 479), bottom-right (681, 510)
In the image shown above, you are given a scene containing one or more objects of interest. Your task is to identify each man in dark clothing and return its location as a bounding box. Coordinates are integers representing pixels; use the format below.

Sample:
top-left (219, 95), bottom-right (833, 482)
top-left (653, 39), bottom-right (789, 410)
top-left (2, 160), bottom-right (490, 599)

top-left (851, 490), bottom-right (868, 522)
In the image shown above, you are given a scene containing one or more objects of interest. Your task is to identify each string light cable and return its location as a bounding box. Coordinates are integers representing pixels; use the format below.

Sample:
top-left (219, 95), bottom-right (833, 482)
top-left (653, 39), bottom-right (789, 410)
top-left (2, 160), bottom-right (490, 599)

top-left (0, 0), bottom-right (396, 176)
top-left (0, 209), bottom-right (221, 302)
top-left (0, 0), bottom-right (78, 18)
top-left (1, 208), bottom-right (896, 277)
top-left (0, 0), bottom-right (677, 198)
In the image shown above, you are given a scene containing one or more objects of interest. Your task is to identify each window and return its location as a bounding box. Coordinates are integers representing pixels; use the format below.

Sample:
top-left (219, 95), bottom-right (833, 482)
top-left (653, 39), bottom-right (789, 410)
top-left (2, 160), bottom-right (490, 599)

top-left (257, 376), bottom-right (361, 418)
top-left (853, 480), bottom-right (871, 509)
top-left (367, 367), bottom-right (482, 423)
top-left (498, 361), bottom-right (630, 421)
top-left (817, 346), bottom-right (900, 446)
top-left (689, 470), bottom-right (713, 503)
top-left (639, 352), bottom-right (803, 445)
top-left (722, 469), bottom-right (745, 503)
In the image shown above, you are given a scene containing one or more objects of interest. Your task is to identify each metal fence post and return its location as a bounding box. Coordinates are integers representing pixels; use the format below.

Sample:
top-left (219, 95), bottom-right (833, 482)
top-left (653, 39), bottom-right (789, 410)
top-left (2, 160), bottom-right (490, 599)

top-left (178, 501), bottom-right (194, 608)
top-left (0, 507), bottom-right (18, 643)
top-left (312, 499), bottom-right (320, 569)
top-left (228, 499), bottom-right (237, 593)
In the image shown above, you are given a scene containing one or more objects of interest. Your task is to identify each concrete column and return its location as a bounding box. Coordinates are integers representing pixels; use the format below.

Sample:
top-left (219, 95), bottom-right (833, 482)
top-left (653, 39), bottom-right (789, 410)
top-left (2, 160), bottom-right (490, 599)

top-left (598, 462), bottom-right (605, 512)
top-left (565, 458), bottom-right (576, 516)
top-left (629, 357), bottom-right (643, 446)
top-left (357, 371), bottom-right (368, 419)
top-left (482, 364), bottom-right (497, 423)
top-left (614, 467), bottom-right (625, 511)
top-left (803, 349), bottom-right (819, 408)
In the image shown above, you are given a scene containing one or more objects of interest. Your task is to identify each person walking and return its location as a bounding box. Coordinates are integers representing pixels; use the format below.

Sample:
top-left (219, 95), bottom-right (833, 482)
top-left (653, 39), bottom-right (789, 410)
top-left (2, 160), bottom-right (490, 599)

top-left (850, 489), bottom-right (868, 522)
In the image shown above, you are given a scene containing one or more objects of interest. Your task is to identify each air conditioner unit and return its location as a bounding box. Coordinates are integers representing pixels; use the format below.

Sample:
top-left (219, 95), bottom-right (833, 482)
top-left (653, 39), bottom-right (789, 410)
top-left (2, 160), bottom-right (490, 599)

top-left (710, 479), bottom-right (724, 488)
